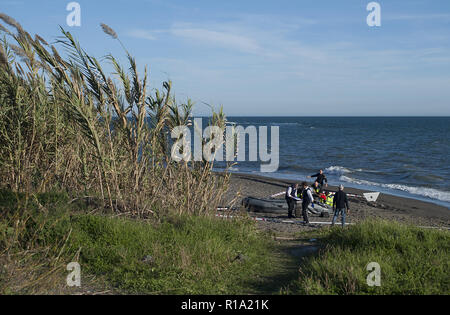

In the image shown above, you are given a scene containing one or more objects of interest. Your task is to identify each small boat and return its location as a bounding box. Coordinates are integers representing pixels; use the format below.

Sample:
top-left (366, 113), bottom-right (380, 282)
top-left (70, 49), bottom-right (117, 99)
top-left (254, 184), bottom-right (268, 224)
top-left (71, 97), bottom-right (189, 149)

top-left (241, 197), bottom-right (332, 216)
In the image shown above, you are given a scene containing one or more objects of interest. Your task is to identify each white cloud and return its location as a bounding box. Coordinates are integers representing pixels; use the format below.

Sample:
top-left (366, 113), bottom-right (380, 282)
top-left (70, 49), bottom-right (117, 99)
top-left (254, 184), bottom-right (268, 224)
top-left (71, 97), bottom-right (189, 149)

top-left (126, 15), bottom-right (319, 58)
top-left (170, 26), bottom-right (263, 55)
top-left (125, 13), bottom-right (450, 115)
top-left (128, 29), bottom-right (157, 41)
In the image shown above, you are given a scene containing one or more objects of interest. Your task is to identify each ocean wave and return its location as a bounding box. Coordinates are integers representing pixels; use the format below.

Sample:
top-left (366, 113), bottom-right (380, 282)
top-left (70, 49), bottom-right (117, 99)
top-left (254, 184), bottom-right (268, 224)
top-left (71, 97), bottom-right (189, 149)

top-left (326, 166), bottom-right (352, 174)
top-left (278, 165), bottom-right (310, 172)
top-left (339, 175), bottom-right (381, 187)
top-left (339, 175), bottom-right (450, 203)
top-left (326, 166), bottom-right (381, 175)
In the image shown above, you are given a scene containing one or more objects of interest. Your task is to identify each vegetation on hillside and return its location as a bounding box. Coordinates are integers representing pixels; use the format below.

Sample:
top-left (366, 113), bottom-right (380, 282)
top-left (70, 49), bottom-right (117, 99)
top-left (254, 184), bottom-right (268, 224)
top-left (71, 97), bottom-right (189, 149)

top-left (0, 14), bottom-right (448, 295)
top-left (0, 190), bottom-right (276, 294)
top-left (0, 13), bottom-right (230, 218)
top-left (287, 220), bottom-right (450, 295)
top-left (0, 14), bottom-right (251, 294)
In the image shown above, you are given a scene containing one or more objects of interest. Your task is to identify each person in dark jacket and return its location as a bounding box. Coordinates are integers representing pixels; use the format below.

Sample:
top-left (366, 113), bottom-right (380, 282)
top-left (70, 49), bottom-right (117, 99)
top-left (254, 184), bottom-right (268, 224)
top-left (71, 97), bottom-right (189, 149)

top-left (301, 182), bottom-right (314, 224)
top-left (308, 169), bottom-right (328, 190)
top-left (285, 183), bottom-right (299, 218)
top-left (332, 185), bottom-right (350, 227)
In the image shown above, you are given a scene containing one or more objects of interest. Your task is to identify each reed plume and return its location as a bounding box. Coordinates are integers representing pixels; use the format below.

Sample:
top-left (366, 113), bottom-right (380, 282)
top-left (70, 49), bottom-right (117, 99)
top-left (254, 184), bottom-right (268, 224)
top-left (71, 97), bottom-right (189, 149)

top-left (0, 13), bottom-right (23, 31)
top-left (0, 46), bottom-right (7, 66)
top-left (9, 43), bottom-right (26, 58)
top-left (51, 45), bottom-right (64, 65)
top-left (0, 15), bottom-right (231, 218)
top-left (100, 23), bottom-right (118, 39)
top-left (0, 23), bottom-right (11, 35)
top-left (35, 34), bottom-right (48, 46)
top-left (100, 23), bottom-right (129, 54)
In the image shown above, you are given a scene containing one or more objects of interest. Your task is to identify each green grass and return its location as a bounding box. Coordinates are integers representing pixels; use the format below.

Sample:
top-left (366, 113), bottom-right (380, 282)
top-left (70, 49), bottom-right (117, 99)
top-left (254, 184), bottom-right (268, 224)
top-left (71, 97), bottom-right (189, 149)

top-left (287, 220), bottom-right (450, 295)
top-left (2, 190), bottom-right (449, 295)
top-left (0, 190), bottom-right (278, 294)
top-left (65, 214), bottom-right (277, 294)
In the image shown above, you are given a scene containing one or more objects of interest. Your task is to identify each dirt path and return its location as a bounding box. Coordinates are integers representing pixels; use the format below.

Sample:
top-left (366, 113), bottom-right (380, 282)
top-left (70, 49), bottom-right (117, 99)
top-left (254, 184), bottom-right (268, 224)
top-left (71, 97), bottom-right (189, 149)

top-left (250, 224), bottom-right (321, 294)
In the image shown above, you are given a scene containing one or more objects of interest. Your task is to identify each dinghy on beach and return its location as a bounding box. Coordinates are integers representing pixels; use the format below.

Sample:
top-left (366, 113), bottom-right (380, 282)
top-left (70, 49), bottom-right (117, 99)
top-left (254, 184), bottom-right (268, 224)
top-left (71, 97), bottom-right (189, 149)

top-left (241, 197), bottom-right (332, 216)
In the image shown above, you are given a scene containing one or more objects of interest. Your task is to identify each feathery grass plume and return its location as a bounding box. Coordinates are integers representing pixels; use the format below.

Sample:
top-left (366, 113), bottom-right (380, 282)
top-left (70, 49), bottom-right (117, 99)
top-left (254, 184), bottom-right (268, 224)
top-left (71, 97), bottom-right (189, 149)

top-left (0, 23), bottom-right (11, 35)
top-left (9, 43), bottom-right (26, 58)
top-left (0, 16), bottom-right (230, 219)
top-left (100, 23), bottom-right (129, 54)
top-left (0, 13), bottom-right (23, 32)
top-left (51, 45), bottom-right (64, 65)
top-left (0, 46), bottom-right (7, 66)
top-left (100, 23), bottom-right (118, 39)
top-left (38, 60), bottom-right (52, 72)
top-left (22, 31), bottom-right (34, 45)
top-left (35, 34), bottom-right (48, 46)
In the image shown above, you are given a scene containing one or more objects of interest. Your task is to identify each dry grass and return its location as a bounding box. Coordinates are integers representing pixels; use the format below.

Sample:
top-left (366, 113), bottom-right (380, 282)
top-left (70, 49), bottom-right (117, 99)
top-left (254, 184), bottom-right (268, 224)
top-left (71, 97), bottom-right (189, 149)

top-left (0, 14), bottom-right (238, 294)
top-left (0, 13), bottom-right (232, 218)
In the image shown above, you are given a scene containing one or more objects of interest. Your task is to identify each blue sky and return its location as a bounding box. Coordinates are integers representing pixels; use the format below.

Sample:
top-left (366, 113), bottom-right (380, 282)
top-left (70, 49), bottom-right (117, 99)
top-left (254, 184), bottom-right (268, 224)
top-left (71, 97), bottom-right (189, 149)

top-left (2, 0), bottom-right (450, 116)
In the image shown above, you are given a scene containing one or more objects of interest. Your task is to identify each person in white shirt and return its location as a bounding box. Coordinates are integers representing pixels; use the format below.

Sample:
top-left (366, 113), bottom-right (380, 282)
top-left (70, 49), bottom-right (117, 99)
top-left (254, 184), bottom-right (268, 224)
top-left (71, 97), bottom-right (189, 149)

top-left (285, 183), bottom-right (299, 218)
top-left (301, 182), bottom-right (314, 224)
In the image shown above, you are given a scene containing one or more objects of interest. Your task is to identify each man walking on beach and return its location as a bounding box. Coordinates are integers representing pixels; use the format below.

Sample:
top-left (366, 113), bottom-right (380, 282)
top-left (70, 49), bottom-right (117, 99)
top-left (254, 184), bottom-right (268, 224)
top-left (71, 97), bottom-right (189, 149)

top-left (285, 183), bottom-right (299, 218)
top-left (308, 169), bottom-right (328, 190)
top-left (332, 185), bottom-right (350, 227)
top-left (301, 182), bottom-right (314, 224)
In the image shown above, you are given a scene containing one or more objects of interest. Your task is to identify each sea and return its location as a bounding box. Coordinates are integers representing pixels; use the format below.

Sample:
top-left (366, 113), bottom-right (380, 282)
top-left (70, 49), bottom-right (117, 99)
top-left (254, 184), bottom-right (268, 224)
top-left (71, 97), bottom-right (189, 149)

top-left (211, 117), bottom-right (450, 209)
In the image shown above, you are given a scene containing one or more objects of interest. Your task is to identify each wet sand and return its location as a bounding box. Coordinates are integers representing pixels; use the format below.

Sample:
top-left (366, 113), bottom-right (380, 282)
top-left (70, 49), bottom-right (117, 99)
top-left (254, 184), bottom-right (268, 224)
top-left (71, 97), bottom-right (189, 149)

top-left (222, 173), bottom-right (450, 235)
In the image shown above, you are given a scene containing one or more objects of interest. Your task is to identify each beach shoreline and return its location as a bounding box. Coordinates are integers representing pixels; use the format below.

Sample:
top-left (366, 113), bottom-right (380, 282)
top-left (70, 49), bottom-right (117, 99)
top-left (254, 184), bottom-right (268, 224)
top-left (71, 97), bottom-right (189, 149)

top-left (223, 172), bottom-right (450, 230)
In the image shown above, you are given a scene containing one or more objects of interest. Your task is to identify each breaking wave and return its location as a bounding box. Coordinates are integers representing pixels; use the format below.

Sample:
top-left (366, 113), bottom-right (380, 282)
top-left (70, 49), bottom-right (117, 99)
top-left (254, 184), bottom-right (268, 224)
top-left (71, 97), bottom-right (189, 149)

top-left (340, 175), bottom-right (450, 203)
top-left (326, 166), bottom-right (381, 175)
top-left (326, 166), bottom-right (352, 174)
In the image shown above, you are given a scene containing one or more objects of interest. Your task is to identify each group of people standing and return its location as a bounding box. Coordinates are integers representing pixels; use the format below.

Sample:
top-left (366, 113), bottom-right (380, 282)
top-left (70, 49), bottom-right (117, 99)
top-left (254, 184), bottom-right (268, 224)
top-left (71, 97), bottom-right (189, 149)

top-left (285, 169), bottom-right (350, 227)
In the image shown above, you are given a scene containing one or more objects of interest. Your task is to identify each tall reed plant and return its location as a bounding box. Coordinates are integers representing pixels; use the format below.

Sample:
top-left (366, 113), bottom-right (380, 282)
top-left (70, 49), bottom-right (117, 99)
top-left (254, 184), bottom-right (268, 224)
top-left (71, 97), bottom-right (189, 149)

top-left (0, 14), bottom-right (232, 218)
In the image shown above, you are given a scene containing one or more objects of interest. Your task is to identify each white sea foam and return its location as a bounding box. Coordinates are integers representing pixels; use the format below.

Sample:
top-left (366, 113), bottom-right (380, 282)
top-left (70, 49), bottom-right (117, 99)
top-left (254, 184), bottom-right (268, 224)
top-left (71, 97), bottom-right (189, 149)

top-left (326, 166), bottom-right (380, 175)
top-left (326, 166), bottom-right (352, 174)
top-left (339, 175), bottom-right (381, 187)
top-left (384, 184), bottom-right (450, 203)
top-left (339, 175), bottom-right (450, 203)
